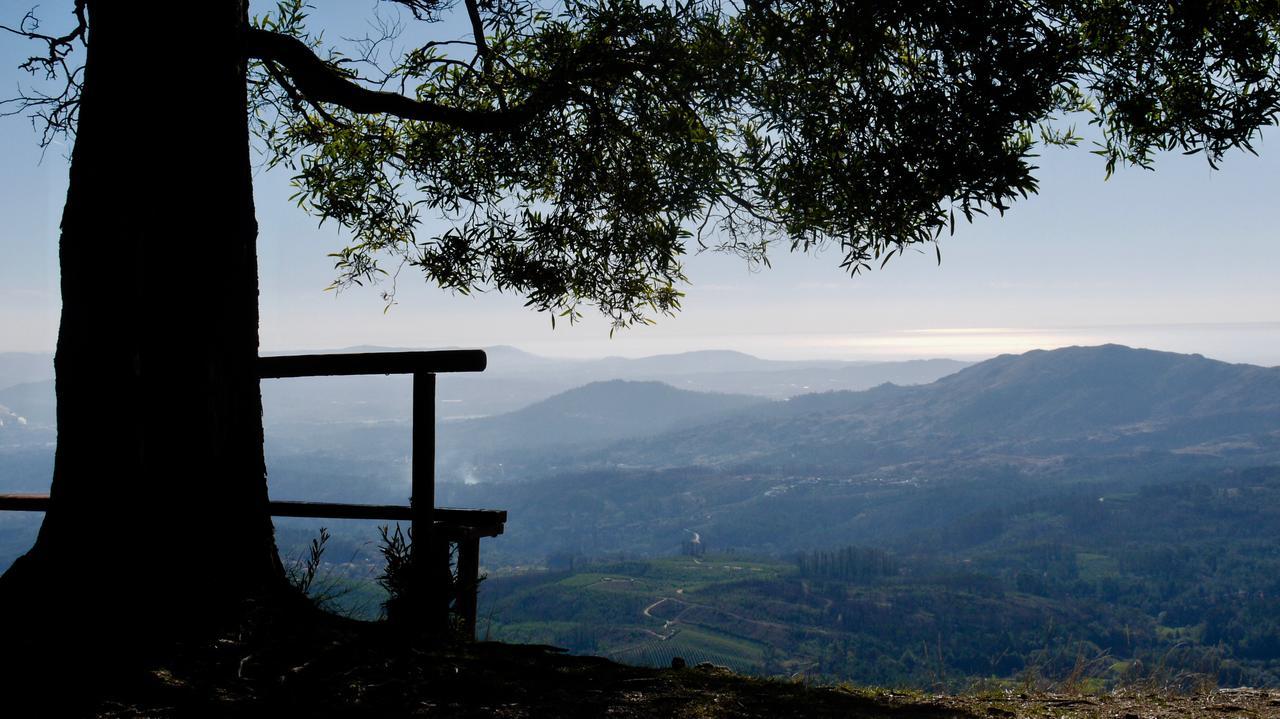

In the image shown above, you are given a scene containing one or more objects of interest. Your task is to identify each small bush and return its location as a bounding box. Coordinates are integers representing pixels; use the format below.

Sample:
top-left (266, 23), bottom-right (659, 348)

top-left (377, 523), bottom-right (414, 620)
top-left (286, 527), bottom-right (330, 597)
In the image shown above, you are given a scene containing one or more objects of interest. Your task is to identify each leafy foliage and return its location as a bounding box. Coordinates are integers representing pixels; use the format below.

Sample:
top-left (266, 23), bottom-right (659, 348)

top-left (245, 0), bottom-right (1280, 326)
top-left (376, 523), bottom-right (414, 619)
top-left (5, 3), bottom-right (1280, 323)
top-left (286, 525), bottom-right (330, 596)
top-left (7, 2), bottom-right (1279, 324)
top-left (1063, 0), bottom-right (1280, 174)
top-left (796, 545), bottom-right (896, 583)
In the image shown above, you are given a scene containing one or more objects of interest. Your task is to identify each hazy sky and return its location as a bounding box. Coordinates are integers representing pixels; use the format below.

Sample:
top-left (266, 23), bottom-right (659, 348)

top-left (2, 1), bottom-right (1278, 364)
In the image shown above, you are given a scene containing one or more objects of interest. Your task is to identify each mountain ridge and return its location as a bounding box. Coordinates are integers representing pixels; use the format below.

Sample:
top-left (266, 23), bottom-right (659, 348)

top-left (439, 380), bottom-right (767, 458)
top-left (545, 344), bottom-right (1280, 475)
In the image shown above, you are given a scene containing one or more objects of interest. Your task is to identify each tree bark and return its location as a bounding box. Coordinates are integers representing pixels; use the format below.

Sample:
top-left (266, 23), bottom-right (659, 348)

top-left (0, 0), bottom-right (283, 637)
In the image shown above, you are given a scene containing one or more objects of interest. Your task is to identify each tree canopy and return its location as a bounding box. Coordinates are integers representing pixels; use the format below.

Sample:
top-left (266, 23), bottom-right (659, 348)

top-left (8, 0), bottom-right (1279, 327)
top-left (250, 0), bottom-right (1280, 326)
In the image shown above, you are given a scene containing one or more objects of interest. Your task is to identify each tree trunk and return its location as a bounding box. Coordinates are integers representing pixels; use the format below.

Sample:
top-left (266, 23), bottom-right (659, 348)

top-left (0, 0), bottom-right (282, 636)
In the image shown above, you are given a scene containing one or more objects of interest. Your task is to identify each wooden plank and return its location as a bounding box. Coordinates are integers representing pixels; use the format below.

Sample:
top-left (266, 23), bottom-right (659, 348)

top-left (257, 349), bottom-right (486, 379)
top-left (269, 499), bottom-right (413, 521)
top-left (433, 507), bottom-right (507, 532)
top-left (0, 494), bottom-right (505, 535)
top-left (272, 501), bottom-right (506, 534)
top-left (0, 494), bottom-right (50, 512)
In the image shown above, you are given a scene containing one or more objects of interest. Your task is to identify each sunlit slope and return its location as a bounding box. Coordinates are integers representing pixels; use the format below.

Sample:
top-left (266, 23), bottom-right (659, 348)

top-left (579, 345), bottom-right (1280, 472)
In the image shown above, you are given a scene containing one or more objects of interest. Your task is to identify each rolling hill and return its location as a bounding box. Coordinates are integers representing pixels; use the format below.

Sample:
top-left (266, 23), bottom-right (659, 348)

top-left (0, 353), bottom-right (53, 392)
top-left (440, 380), bottom-right (767, 454)
top-left (0, 381), bottom-right (55, 428)
top-left (576, 345), bottom-right (1280, 473)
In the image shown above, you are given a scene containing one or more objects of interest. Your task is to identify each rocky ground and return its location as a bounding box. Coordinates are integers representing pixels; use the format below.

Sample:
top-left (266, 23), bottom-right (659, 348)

top-left (937, 688), bottom-right (1280, 719)
top-left (4, 607), bottom-right (1278, 718)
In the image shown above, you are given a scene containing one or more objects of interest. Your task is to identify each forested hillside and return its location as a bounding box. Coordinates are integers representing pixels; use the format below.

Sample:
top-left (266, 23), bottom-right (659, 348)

top-left (484, 468), bottom-right (1280, 688)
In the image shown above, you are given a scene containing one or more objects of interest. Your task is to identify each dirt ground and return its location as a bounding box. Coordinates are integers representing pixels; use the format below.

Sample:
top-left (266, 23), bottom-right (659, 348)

top-left (93, 641), bottom-right (1280, 718)
top-left (4, 609), bottom-right (1277, 718)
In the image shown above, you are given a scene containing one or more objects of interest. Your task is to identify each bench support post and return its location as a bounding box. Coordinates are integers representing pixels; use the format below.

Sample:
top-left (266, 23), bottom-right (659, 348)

top-left (412, 371), bottom-right (450, 630)
top-left (455, 532), bottom-right (482, 638)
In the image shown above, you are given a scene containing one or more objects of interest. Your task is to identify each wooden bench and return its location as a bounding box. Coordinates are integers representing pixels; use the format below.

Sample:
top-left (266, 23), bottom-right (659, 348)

top-left (0, 349), bottom-right (506, 636)
top-left (0, 494), bottom-right (505, 634)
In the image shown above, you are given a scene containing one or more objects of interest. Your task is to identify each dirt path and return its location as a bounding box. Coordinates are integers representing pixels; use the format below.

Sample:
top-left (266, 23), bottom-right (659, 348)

top-left (641, 597), bottom-right (681, 640)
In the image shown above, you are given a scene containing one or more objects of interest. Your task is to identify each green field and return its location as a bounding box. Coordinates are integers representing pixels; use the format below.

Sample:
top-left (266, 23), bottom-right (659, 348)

top-left (481, 557), bottom-right (787, 674)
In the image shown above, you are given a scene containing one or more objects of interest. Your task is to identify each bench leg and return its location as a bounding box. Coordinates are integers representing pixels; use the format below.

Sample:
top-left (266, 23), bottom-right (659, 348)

top-left (433, 530), bottom-right (453, 631)
top-left (456, 535), bottom-right (481, 639)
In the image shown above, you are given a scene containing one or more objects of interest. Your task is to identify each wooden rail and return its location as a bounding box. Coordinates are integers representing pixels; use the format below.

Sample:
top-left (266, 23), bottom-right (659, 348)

top-left (0, 494), bottom-right (505, 537)
top-left (257, 349), bottom-right (487, 378)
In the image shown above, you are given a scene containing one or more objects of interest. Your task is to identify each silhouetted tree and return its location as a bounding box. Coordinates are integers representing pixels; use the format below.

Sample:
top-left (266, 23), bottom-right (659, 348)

top-left (2, 0), bottom-right (1278, 636)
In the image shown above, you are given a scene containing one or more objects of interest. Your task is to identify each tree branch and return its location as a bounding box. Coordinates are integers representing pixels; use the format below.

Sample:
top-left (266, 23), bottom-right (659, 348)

top-left (0, 0), bottom-right (88, 145)
top-left (463, 0), bottom-right (490, 68)
top-left (245, 28), bottom-right (557, 132)
top-left (382, 0), bottom-right (450, 23)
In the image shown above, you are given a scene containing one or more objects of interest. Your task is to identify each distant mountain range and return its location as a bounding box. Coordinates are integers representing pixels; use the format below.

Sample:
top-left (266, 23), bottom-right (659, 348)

top-left (0, 353), bottom-right (52, 394)
top-left (264, 380), bottom-right (772, 479)
top-left (557, 344), bottom-right (1280, 475)
top-left (438, 380), bottom-right (766, 460)
top-left (8, 345), bottom-right (1277, 470)
top-left (422, 345), bottom-right (1280, 567)
top-left (7, 343), bottom-right (1280, 577)
top-left (266, 346), bottom-right (970, 421)
top-left (0, 348), bottom-right (969, 430)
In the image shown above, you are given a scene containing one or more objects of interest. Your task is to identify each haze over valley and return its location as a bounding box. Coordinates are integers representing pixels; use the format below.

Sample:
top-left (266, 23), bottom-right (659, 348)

top-left (2, 343), bottom-right (1279, 686)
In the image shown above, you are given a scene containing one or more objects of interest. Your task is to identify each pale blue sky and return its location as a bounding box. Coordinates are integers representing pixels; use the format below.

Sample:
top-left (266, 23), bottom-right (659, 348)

top-left (2, 1), bottom-right (1278, 363)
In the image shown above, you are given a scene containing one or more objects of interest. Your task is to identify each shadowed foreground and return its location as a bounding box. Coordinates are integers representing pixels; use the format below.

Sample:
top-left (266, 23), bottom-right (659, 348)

top-left (3, 606), bottom-right (1278, 718)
